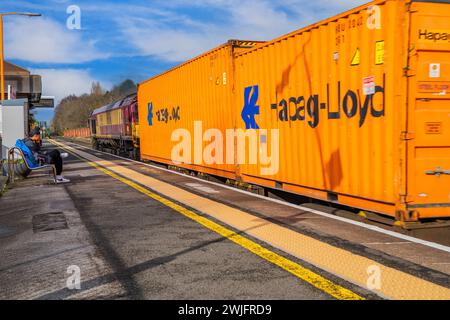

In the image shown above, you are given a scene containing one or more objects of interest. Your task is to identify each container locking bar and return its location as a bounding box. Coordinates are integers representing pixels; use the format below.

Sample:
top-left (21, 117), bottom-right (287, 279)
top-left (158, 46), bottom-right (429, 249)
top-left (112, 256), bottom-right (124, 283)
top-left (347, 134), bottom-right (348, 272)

top-left (425, 167), bottom-right (450, 177)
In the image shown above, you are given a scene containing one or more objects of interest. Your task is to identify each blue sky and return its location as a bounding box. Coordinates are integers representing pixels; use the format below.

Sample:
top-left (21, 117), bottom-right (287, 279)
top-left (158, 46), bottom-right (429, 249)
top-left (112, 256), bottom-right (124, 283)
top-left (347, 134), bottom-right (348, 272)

top-left (2, 0), bottom-right (367, 123)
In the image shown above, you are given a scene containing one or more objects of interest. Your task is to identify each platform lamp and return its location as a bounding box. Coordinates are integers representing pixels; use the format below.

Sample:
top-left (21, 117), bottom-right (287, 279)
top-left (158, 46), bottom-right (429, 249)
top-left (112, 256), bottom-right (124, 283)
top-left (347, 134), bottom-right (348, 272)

top-left (0, 12), bottom-right (42, 101)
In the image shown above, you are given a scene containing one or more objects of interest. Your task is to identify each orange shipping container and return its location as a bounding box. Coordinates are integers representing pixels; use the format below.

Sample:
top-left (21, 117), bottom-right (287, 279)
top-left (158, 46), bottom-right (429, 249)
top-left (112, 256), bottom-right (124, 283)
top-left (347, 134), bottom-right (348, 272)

top-left (234, 0), bottom-right (450, 221)
top-left (138, 40), bottom-right (263, 179)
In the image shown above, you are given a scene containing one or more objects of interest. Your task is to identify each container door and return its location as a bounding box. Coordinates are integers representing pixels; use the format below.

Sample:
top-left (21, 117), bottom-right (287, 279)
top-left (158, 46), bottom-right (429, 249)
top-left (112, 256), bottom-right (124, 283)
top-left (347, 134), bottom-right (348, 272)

top-left (407, 2), bottom-right (450, 218)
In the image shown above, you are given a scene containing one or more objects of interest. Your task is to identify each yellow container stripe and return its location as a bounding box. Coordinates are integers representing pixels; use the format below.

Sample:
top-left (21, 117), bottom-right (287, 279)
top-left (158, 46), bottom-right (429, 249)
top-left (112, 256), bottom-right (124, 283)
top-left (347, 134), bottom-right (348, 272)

top-left (52, 140), bottom-right (450, 300)
top-left (52, 139), bottom-right (363, 300)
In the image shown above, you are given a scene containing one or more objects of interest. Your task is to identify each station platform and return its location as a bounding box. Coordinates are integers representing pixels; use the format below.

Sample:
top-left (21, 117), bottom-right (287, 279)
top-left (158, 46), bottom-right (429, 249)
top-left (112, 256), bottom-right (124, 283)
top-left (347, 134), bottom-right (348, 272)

top-left (0, 139), bottom-right (449, 300)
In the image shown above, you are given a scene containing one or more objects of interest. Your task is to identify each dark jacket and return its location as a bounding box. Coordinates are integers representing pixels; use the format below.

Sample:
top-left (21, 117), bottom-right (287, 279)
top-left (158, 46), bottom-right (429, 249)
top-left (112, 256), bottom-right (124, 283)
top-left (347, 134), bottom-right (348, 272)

top-left (23, 138), bottom-right (43, 162)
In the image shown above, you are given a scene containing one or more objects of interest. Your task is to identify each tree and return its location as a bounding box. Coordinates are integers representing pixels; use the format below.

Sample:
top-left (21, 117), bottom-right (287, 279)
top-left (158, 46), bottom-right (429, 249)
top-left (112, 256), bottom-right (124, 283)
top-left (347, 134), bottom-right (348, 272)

top-left (28, 112), bottom-right (39, 129)
top-left (51, 79), bottom-right (136, 134)
top-left (91, 82), bottom-right (104, 95)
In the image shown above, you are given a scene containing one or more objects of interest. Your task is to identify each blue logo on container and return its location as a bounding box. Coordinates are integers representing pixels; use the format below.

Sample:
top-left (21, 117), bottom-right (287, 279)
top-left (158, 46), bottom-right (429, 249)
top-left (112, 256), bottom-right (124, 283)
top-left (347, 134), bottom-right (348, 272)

top-left (147, 102), bottom-right (154, 126)
top-left (241, 85), bottom-right (260, 129)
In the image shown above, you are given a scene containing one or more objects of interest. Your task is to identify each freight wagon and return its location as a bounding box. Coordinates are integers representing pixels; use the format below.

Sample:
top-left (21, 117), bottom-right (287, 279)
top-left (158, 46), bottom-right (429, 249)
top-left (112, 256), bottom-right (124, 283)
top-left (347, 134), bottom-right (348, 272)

top-left (137, 0), bottom-right (450, 223)
top-left (89, 93), bottom-right (140, 159)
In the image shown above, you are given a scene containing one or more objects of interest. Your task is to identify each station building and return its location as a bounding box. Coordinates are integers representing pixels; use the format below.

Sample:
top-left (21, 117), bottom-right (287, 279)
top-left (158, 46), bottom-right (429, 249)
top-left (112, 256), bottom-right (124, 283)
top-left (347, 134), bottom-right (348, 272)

top-left (0, 61), bottom-right (54, 158)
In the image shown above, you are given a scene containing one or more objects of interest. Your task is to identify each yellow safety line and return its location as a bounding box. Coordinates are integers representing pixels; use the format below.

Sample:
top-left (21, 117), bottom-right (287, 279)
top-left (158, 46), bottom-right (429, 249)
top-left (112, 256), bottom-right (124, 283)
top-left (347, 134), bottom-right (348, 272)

top-left (53, 140), bottom-right (364, 300)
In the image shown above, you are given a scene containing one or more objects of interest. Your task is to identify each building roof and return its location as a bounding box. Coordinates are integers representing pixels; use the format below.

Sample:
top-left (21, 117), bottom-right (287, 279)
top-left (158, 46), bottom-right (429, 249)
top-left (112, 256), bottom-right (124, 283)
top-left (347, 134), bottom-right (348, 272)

top-left (4, 61), bottom-right (30, 76)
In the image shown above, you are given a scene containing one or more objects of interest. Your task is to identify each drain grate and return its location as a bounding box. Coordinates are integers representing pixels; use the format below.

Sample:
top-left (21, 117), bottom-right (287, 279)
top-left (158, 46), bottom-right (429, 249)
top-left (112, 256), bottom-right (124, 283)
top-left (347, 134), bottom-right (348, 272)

top-left (32, 212), bottom-right (69, 233)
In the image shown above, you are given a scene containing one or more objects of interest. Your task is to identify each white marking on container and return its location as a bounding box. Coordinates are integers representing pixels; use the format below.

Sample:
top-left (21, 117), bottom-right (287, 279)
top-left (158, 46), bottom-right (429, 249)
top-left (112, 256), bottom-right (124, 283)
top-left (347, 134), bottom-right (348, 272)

top-left (430, 63), bottom-right (440, 78)
top-left (363, 76), bottom-right (375, 95)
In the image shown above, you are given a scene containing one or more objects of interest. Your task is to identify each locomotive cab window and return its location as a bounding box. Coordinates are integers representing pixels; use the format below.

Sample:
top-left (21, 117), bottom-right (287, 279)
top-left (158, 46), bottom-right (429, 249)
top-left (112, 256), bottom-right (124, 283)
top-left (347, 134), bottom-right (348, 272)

top-left (91, 119), bottom-right (97, 134)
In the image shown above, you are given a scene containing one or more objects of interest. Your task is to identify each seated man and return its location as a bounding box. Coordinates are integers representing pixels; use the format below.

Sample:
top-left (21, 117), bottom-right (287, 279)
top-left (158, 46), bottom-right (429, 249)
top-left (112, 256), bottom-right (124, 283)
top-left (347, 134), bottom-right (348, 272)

top-left (23, 127), bottom-right (70, 183)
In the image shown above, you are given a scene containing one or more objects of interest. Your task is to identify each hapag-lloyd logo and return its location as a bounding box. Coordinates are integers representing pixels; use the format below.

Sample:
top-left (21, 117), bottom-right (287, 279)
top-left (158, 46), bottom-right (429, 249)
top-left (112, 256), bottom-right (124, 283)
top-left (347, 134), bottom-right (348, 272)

top-left (418, 29), bottom-right (450, 42)
top-left (241, 86), bottom-right (260, 129)
top-left (241, 82), bottom-right (385, 129)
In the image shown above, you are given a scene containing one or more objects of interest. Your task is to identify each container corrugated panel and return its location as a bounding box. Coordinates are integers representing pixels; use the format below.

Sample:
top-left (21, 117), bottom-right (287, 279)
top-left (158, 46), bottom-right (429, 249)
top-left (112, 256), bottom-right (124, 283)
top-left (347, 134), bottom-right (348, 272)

top-left (233, 0), bottom-right (450, 220)
top-left (138, 40), bottom-right (263, 178)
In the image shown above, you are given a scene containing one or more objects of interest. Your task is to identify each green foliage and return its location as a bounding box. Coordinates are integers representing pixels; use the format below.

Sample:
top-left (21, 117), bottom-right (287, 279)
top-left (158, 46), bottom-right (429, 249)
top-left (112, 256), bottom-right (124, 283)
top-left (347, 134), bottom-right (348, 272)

top-left (29, 112), bottom-right (39, 128)
top-left (51, 79), bottom-right (136, 134)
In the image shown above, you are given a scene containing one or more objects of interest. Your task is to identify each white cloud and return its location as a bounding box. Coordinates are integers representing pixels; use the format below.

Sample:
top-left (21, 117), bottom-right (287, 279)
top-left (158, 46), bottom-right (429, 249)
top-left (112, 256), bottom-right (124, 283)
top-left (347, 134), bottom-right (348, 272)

top-left (118, 18), bottom-right (218, 62)
top-left (119, 0), bottom-right (368, 62)
top-left (117, 0), bottom-right (294, 62)
top-left (4, 17), bottom-right (107, 63)
top-left (30, 68), bottom-right (111, 104)
top-left (6, 0), bottom-right (368, 64)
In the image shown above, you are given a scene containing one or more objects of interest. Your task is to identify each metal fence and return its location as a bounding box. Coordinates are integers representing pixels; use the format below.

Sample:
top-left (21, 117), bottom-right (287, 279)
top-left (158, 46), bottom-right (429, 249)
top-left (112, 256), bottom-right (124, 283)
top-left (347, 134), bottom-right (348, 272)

top-left (63, 128), bottom-right (90, 138)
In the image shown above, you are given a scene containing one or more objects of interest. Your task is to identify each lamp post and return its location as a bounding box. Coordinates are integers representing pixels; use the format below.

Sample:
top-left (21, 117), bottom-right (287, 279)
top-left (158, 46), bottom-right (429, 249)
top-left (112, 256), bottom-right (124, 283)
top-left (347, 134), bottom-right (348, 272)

top-left (0, 12), bottom-right (41, 102)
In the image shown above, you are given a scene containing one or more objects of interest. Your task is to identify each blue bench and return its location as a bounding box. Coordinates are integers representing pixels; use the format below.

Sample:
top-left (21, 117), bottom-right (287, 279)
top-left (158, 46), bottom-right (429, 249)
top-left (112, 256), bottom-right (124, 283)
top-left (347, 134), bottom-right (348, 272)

top-left (7, 139), bottom-right (57, 183)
